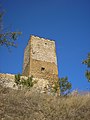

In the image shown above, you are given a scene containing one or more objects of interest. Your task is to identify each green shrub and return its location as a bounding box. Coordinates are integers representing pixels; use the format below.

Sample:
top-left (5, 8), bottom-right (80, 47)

top-left (15, 75), bottom-right (33, 88)
top-left (21, 76), bottom-right (33, 88)
top-left (53, 81), bottom-right (59, 93)
top-left (15, 74), bottom-right (21, 85)
top-left (27, 76), bottom-right (33, 87)
top-left (59, 77), bottom-right (72, 96)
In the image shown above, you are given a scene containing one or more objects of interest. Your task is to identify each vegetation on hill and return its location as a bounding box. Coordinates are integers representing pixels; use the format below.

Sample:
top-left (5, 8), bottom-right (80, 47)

top-left (83, 53), bottom-right (90, 82)
top-left (15, 74), bottom-right (33, 88)
top-left (0, 85), bottom-right (90, 120)
top-left (59, 77), bottom-right (72, 96)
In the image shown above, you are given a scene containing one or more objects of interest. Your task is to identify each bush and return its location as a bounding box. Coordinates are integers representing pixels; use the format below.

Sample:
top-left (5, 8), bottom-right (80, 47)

top-left (59, 77), bottom-right (72, 96)
top-left (53, 81), bottom-right (59, 93)
top-left (15, 74), bottom-right (33, 88)
top-left (21, 76), bottom-right (33, 88)
top-left (15, 74), bottom-right (21, 85)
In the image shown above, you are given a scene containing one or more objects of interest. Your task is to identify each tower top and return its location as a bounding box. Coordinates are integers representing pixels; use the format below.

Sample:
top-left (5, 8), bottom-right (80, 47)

top-left (30, 35), bottom-right (55, 42)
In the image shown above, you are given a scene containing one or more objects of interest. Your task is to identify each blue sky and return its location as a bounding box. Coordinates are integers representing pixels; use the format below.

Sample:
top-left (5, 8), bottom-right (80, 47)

top-left (0, 0), bottom-right (90, 91)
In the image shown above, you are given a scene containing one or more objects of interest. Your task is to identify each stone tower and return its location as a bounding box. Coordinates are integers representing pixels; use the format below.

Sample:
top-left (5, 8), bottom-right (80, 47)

top-left (22, 35), bottom-right (58, 80)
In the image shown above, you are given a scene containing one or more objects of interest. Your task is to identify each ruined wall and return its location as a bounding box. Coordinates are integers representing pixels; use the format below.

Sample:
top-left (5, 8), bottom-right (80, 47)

top-left (0, 73), bottom-right (17, 89)
top-left (0, 73), bottom-right (60, 95)
top-left (0, 73), bottom-right (27, 89)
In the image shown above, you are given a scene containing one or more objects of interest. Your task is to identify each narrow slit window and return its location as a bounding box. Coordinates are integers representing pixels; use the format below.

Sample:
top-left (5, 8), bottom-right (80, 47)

top-left (41, 67), bottom-right (45, 71)
top-left (45, 43), bottom-right (47, 45)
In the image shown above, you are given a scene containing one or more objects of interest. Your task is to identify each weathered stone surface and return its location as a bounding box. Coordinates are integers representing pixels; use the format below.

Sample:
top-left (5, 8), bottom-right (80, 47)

top-left (22, 35), bottom-right (58, 80)
top-left (0, 73), bottom-right (17, 89)
top-left (31, 36), bottom-right (57, 64)
top-left (23, 41), bottom-right (30, 75)
top-left (0, 73), bottom-right (15, 79)
top-left (0, 73), bottom-right (28, 89)
top-left (0, 73), bottom-right (49, 93)
top-left (22, 35), bottom-right (60, 95)
top-left (0, 35), bottom-right (60, 95)
top-left (29, 59), bottom-right (58, 80)
top-left (0, 73), bottom-right (60, 95)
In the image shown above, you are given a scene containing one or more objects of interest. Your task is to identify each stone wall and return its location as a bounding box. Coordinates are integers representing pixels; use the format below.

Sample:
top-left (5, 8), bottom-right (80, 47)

top-left (29, 59), bottom-right (58, 80)
top-left (0, 73), bottom-right (60, 95)
top-left (0, 73), bottom-right (17, 89)
top-left (0, 73), bottom-right (27, 89)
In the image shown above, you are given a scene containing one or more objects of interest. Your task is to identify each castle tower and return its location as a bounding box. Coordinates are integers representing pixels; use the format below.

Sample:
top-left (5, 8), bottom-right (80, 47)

top-left (22, 35), bottom-right (58, 80)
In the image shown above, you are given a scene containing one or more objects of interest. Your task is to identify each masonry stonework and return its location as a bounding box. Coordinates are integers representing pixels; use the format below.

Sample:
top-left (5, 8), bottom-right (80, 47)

top-left (22, 35), bottom-right (58, 81)
top-left (0, 35), bottom-right (60, 95)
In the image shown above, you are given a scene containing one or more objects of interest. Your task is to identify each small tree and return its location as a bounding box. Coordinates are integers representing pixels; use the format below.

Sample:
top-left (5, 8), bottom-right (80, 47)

top-left (0, 8), bottom-right (21, 48)
top-left (59, 77), bottom-right (72, 96)
top-left (82, 53), bottom-right (90, 82)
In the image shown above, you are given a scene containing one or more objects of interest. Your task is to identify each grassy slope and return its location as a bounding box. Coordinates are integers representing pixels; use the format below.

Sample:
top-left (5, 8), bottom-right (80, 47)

top-left (0, 85), bottom-right (90, 120)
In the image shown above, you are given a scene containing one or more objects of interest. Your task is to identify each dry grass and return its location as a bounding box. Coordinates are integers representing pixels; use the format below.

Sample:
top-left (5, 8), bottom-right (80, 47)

top-left (0, 85), bottom-right (90, 120)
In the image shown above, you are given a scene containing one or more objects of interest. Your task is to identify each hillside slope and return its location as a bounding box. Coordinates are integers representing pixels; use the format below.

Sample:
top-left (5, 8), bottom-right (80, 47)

top-left (0, 85), bottom-right (90, 120)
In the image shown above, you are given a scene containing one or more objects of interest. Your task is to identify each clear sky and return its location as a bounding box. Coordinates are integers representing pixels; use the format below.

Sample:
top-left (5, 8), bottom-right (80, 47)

top-left (0, 0), bottom-right (90, 91)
